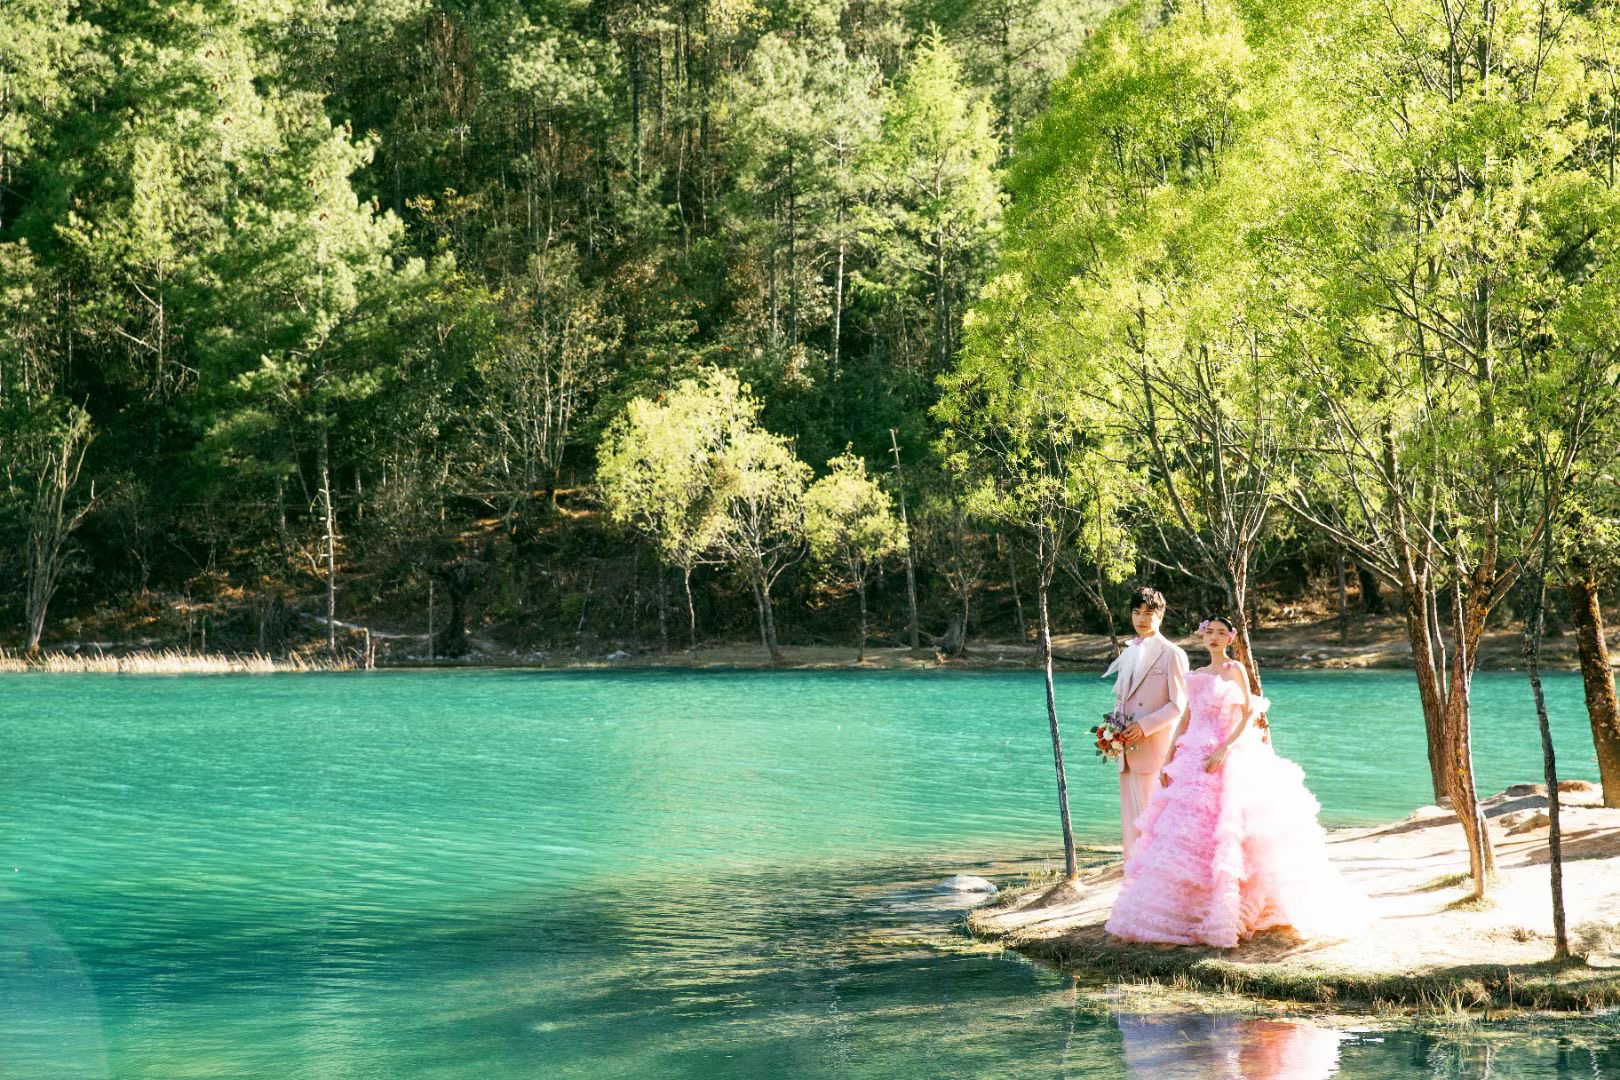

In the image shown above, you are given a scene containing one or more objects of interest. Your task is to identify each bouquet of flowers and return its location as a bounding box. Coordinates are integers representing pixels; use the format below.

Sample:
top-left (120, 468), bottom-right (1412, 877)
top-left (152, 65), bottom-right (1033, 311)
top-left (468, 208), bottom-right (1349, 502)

top-left (1091, 709), bottom-right (1131, 761)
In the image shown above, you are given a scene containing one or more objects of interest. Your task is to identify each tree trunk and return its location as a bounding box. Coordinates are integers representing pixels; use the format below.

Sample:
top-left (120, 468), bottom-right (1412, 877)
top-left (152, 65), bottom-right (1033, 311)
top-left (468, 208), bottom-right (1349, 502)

top-left (1004, 535), bottom-right (1027, 642)
top-left (318, 417), bottom-right (337, 657)
top-left (832, 219), bottom-right (845, 373)
top-left (889, 429), bottom-right (919, 649)
top-left (274, 472), bottom-right (291, 552)
top-left (22, 409), bottom-right (94, 653)
top-left (751, 579), bottom-right (768, 650)
top-left (1443, 584), bottom-right (1495, 898)
top-left (1567, 576), bottom-right (1620, 807)
top-left (934, 229), bottom-right (948, 371)
top-left (856, 574), bottom-right (868, 663)
top-left (1224, 573), bottom-right (1263, 695)
top-left (432, 561), bottom-right (474, 659)
top-left (1357, 562), bottom-right (1385, 614)
top-left (1088, 540), bottom-right (1119, 653)
top-left (1036, 529), bottom-right (1079, 882)
top-left (683, 564), bottom-right (698, 648)
top-left (1442, 677), bottom-right (1492, 898)
top-left (760, 578), bottom-right (782, 663)
top-left (954, 586), bottom-right (971, 658)
top-left (786, 151), bottom-right (798, 345)
top-left (1401, 577), bottom-right (1451, 802)
top-left (657, 562), bottom-right (669, 653)
top-left (630, 32), bottom-right (642, 187)
top-left (1338, 551), bottom-right (1349, 645)
top-left (1526, 568), bottom-right (1570, 960)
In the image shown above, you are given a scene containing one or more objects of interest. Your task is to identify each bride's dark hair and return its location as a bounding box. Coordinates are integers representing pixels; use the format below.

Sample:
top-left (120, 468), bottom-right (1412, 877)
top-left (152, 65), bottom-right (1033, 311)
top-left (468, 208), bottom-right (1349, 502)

top-left (1202, 615), bottom-right (1236, 633)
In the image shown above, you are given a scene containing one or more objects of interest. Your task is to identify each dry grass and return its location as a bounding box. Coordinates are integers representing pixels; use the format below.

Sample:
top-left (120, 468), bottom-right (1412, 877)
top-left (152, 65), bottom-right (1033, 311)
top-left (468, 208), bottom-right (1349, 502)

top-left (0, 648), bottom-right (354, 674)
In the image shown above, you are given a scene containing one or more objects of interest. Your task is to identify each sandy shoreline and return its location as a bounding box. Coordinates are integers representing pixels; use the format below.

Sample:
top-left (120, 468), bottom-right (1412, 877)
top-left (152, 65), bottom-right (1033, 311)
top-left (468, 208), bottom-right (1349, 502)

top-left (16, 609), bottom-right (1620, 673)
top-left (967, 783), bottom-right (1620, 1013)
top-left (407, 618), bottom-right (1616, 673)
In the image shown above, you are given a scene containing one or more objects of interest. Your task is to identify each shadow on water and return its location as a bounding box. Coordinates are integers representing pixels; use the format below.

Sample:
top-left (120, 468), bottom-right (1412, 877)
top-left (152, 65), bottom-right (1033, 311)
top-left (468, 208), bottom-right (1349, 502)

top-left (10, 856), bottom-right (1620, 1078)
top-left (0, 893), bottom-right (110, 1078)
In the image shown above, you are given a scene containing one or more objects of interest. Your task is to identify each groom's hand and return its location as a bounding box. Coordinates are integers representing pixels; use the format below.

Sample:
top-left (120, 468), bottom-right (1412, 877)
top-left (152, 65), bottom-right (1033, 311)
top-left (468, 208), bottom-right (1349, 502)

top-left (1120, 721), bottom-right (1144, 744)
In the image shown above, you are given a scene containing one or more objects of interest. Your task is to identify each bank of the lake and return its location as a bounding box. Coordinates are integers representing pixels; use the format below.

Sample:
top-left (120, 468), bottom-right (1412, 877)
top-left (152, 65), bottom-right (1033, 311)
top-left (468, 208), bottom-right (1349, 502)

top-left (22, 608), bottom-right (1619, 674)
top-left (969, 783), bottom-right (1620, 1013)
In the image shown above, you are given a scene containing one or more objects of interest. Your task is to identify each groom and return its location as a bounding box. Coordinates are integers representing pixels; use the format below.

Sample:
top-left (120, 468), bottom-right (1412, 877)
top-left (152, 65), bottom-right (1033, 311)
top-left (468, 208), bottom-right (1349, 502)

top-left (1102, 587), bottom-right (1189, 859)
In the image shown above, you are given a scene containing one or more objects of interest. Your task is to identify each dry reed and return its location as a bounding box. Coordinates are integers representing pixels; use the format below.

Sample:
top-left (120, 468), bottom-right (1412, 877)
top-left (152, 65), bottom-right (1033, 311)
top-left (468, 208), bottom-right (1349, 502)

top-left (0, 647), bottom-right (354, 674)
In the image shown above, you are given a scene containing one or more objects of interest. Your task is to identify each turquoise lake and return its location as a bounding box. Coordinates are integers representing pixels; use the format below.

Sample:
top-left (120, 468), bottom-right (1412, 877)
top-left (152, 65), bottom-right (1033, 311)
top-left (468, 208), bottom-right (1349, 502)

top-left (3, 668), bottom-right (1618, 1077)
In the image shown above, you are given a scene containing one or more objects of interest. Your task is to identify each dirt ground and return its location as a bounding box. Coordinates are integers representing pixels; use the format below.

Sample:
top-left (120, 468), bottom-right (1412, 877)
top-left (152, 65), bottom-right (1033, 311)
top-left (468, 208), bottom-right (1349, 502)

top-left (513, 611), bottom-right (1608, 672)
top-left (969, 782), bottom-right (1620, 1010)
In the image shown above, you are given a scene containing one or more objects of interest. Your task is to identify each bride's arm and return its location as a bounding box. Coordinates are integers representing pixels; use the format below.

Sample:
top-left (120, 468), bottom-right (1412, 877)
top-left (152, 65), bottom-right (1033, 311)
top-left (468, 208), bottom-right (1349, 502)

top-left (1204, 664), bottom-right (1251, 771)
top-left (1158, 712), bottom-right (1192, 787)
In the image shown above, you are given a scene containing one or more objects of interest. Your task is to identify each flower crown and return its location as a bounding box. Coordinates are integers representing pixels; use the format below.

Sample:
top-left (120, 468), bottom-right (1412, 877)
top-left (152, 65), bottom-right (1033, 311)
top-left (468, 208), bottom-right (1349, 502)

top-left (1197, 619), bottom-right (1210, 634)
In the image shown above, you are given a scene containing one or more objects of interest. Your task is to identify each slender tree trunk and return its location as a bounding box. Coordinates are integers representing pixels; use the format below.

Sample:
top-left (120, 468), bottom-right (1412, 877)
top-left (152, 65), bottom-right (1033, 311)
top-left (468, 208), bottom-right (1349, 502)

top-left (768, 209), bottom-right (779, 343)
top-left (630, 32), bottom-right (642, 187)
top-left (998, 10), bottom-right (1013, 155)
top-left (1338, 550), bottom-right (1349, 645)
top-left (786, 152), bottom-right (798, 345)
top-left (1004, 535), bottom-right (1027, 642)
top-left (1097, 562), bottom-right (1119, 653)
top-left (832, 216), bottom-right (845, 373)
top-left (889, 429), bottom-right (919, 649)
top-left (856, 574), bottom-right (868, 663)
top-left (751, 579), bottom-right (768, 649)
top-left (318, 415), bottom-right (337, 657)
top-left (683, 564), bottom-right (698, 648)
top-left (934, 229), bottom-right (948, 371)
top-left (274, 473), bottom-right (291, 552)
top-left (760, 578), bottom-right (782, 663)
top-left (958, 587), bottom-right (971, 657)
top-left (23, 411), bottom-right (94, 653)
top-left (1224, 571), bottom-right (1263, 695)
top-left (1401, 576), bottom-right (1451, 802)
top-left (657, 562), bottom-right (669, 653)
top-left (1567, 576), bottom-right (1620, 807)
top-left (1036, 526), bottom-right (1079, 882)
top-left (1444, 588), bottom-right (1495, 898)
top-left (1525, 565), bottom-right (1570, 960)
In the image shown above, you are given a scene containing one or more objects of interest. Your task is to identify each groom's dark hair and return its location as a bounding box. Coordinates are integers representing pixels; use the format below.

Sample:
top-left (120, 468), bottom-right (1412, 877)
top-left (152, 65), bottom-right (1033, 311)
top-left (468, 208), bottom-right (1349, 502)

top-left (1129, 586), bottom-right (1166, 613)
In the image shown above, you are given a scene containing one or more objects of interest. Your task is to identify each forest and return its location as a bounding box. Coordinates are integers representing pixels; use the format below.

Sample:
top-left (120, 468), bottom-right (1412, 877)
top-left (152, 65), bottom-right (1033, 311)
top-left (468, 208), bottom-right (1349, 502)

top-left (3, 0), bottom-right (1119, 658)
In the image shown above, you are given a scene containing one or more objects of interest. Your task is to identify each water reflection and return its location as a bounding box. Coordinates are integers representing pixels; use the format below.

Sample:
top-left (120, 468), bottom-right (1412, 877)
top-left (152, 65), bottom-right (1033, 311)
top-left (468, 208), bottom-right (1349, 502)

top-left (1116, 1011), bottom-right (1341, 1079)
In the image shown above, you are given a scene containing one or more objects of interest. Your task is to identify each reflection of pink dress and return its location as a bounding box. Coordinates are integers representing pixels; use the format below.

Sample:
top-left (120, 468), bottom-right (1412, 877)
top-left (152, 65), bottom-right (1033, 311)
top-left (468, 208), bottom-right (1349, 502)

top-left (1104, 672), bottom-right (1367, 947)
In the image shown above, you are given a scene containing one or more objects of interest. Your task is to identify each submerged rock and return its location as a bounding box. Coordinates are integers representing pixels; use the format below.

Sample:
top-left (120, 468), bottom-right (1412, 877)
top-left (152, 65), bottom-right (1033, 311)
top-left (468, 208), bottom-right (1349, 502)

top-left (937, 874), bottom-right (998, 894)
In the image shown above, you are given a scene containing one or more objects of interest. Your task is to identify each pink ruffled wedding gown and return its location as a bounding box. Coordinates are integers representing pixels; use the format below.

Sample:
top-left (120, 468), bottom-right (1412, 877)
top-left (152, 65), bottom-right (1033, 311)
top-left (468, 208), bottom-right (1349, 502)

top-left (1103, 671), bottom-right (1368, 947)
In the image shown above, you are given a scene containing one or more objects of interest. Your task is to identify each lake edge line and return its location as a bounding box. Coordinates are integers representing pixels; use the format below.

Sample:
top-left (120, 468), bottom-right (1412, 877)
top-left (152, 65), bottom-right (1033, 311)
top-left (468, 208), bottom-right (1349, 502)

top-left (5, 630), bottom-right (1614, 675)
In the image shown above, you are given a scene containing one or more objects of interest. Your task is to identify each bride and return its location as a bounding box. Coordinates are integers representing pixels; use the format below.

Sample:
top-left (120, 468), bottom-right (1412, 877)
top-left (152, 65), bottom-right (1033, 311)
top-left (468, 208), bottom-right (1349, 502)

top-left (1104, 616), bottom-right (1368, 947)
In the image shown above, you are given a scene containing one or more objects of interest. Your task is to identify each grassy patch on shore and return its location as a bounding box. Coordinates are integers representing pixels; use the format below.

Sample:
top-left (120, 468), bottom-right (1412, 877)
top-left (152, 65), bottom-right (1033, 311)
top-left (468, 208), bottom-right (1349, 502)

top-left (965, 917), bottom-right (1620, 1014)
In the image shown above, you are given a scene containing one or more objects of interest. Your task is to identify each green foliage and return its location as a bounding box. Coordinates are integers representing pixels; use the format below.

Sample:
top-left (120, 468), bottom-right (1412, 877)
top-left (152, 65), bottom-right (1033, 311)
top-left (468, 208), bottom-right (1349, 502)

top-left (805, 450), bottom-right (907, 581)
top-left (864, 26), bottom-right (1004, 374)
top-left (596, 367), bottom-right (752, 575)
